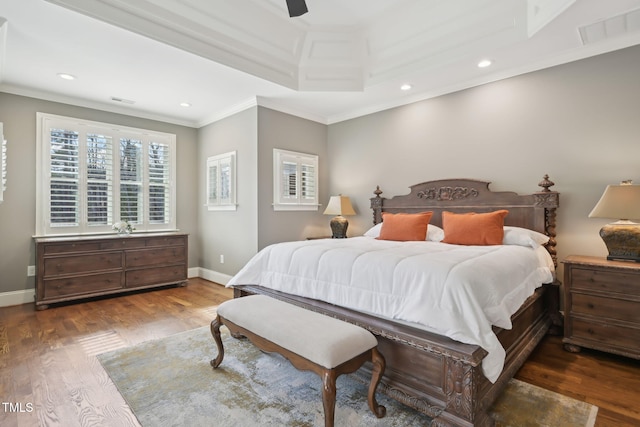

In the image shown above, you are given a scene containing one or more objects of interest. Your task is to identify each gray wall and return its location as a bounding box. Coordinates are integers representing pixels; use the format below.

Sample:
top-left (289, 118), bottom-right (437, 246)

top-left (0, 92), bottom-right (199, 294)
top-left (198, 107), bottom-right (259, 276)
top-left (2, 44), bottom-right (640, 296)
top-left (327, 45), bottom-right (640, 275)
top-left (257, 107), bottom-right (329, 249)
top-left (196, 106), bottom-right (329, 282)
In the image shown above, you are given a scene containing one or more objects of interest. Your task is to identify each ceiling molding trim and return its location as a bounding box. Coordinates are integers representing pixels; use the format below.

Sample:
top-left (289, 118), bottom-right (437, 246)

top-left (364, 0), bottom-right (526, 85)
top-left (326, 35), bottom-right (640, 125)
top-left (256, 96), bottom-right (329, 125)
top-left (196, 97), bottom-right (259, 128)
top-left (0, 83), bottom-right (198, 128)
top-left (45, 0), bottom-right (304, 89)
top-left (527, 0), bottom-right (577, 37)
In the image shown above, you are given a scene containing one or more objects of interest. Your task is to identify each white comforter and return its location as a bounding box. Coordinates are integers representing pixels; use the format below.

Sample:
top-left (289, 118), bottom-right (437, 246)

top-left (227, 236), bottom-right (553, 382)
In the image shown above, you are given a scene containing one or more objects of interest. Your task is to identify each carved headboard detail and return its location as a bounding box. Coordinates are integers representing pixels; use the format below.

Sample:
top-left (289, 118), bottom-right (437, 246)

top-left (370, 175), bottom-right (560, 266)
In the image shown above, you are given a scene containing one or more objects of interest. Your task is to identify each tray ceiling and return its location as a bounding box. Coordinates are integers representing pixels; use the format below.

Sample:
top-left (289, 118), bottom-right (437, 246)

top-left (1, 0), bottom-right (640, 126)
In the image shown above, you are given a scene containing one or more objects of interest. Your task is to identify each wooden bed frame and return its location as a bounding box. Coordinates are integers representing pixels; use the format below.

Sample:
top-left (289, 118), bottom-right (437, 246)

top-left (234, 175), bottom-right (561, 427)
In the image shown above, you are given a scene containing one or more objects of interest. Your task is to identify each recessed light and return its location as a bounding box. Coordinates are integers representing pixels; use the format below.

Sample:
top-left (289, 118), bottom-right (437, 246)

top-left (179, 102), bottom-right (191, 107)
top-left (400, 83), bottom-right (412, 91)
top-left (110, 96), bottom-right (135, 105)
top-left (57, 73), bottom-right (76, 80)
top-left (477, 59), bottom-right (492, 68)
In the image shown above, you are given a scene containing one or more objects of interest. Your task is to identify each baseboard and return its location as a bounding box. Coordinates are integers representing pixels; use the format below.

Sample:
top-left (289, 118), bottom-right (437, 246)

top-left (0, 268), bottom-right (232, 308)
top-left (0, 289), bottom-right (36, 308)
top-left (196, 268), bottom-right (233, 286)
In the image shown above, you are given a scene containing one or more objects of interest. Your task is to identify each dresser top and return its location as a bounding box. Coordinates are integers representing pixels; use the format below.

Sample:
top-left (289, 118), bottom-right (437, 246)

top-left (563, 255), bottom-right (640, 271)
top-left (34, 231), bottom-right (187, 244)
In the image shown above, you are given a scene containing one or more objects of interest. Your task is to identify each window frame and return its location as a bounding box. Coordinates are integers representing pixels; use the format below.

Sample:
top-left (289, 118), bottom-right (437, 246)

top-left (35, 113), bottom-right (177, 236)
top-left (206, 151), bottom-right (237, 211)
top-left (273, 148), bottom-right (319, 211)
top-left (0, 122), bottom-right (5, 204)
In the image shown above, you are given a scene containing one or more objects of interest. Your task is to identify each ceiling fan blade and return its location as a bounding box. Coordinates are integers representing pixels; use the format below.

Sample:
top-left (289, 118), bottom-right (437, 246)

top-left (286, 0), bottom-right (308, 17)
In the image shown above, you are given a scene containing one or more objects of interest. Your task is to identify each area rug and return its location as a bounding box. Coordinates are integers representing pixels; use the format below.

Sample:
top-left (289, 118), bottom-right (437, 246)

top-left (97, 326), bottom-right (598, 427)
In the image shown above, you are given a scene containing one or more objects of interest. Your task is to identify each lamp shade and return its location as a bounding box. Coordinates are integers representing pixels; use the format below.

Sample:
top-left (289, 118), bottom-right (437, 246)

top-left (323, 195), bottom-right (356, 216)
top-left (589, 184), bottom-right (640, 221)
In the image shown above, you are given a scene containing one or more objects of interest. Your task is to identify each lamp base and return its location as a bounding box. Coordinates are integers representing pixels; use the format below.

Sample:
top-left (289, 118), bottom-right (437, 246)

top-left (600, 223), bottom-right (640, 262)
top-left (329, 216), bottom-right (349, 239)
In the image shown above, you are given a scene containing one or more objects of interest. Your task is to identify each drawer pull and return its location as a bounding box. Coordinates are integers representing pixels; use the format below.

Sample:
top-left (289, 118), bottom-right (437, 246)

top-left (587, 303), bottom-right (595, 309)
top-left (587, 328), bottom-right (595, 335)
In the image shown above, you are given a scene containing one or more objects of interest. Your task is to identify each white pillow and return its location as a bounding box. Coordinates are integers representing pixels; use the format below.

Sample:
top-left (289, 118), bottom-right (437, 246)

top-left (363, 223), bottom-right (382, 238)
top-left (427, 225), bottom-right (445, 242)
top-left (364, 223), bottom-right (445, 242)
top-left (502, 226), bottom-right (549, 248)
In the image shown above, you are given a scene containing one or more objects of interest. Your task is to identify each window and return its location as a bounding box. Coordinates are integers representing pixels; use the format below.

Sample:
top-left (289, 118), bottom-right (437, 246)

top-left (36, 113), bottom-right (176, 236)
top-left (273, 148), bottom-right (318, 211)
top-left (0, 122), bottom-right (5, 203)
top-left (206, 151), bottom-right (237, 211)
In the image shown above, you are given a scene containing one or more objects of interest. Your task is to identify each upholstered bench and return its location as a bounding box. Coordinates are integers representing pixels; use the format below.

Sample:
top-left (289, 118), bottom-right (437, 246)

top-left (210, 294), bottom-right (386, 427)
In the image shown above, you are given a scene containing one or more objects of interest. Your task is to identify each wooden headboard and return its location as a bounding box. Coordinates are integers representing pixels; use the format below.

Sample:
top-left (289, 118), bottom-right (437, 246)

top-left (370, 175), bottom-right (560, 266)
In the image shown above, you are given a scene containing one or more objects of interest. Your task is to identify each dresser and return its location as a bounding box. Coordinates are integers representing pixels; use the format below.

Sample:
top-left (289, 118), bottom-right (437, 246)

top-left (563, 255), bottom-right (640, 359)
top-left (35, 232), bottom-right (188, 310)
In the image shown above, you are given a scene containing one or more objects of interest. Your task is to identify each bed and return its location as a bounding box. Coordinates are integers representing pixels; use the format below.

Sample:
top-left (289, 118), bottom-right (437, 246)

top-left (230, 176), bottom-right (561, 427)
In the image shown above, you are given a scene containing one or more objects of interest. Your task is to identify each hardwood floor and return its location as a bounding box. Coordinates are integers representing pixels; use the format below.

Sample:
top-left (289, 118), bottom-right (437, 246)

top-left (1, 278), bottom-right (638, 426)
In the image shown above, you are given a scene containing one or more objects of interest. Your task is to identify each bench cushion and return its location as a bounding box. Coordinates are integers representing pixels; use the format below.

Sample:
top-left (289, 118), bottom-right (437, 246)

top-left (217, 295), bottom-right (377, 369)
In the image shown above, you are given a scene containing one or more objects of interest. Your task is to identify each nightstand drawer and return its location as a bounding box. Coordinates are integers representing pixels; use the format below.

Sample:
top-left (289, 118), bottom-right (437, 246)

top-left (570, 267), bottom-right (640, 294)
top-left (570, 317), bottom-right (640, 351)
top-left (571, 293), bottom-right (638, 323)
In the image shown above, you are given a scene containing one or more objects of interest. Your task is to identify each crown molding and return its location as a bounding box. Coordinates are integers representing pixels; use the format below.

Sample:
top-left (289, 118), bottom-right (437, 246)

top-left (0, 83), bottom-right (199, 128)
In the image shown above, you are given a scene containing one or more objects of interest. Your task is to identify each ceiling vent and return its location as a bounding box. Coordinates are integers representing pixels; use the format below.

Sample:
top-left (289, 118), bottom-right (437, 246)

top-left (579, 8), bottom-right (640, 45)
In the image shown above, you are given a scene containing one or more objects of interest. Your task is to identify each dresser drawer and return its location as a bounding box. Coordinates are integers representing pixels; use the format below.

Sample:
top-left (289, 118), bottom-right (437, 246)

top-left (43, 272), bottom-right (122, 298)
top-left (99, 238), bottom-right (147, 250)
top-left (144, 236), bottom-right (185, 247)
top-left (125, 265), bottom-right (186, 288)
top-left (571, 293), bottom-right (639, 323)
top-left (43, 241), bottom-right (102, 254)
top-left (125, 246), bottom-right (186, 268)
top-left (43, 252), bottom-right (123, 277)
top-left (569, 316), bottom-right (640, 352)
top-left (570, 267), bottom-right (640, 295)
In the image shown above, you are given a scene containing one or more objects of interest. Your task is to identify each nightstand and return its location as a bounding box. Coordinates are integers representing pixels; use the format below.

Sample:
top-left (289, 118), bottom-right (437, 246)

top-left (562, 255), bottom-right (640, 360)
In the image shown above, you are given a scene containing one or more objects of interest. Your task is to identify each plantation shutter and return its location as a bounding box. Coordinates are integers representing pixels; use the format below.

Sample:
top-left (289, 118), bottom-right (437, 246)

top-left (148, 140), bottom-right (171, 224)
top-left (300, 162), bottom-right (316, 202)
top-left (86, 133), bottom-right (113, 227)
top-left (207, 161), bottom-right (218, 205)
top-left (1, 123), bottom-right (6, 203)
top-left (273, 149), bottom-right (319, 210)
top-left (49, 128), bottom-right (80, 227)
top-left (119, 138), bottom-right (143, 224)
top-left (206, 151), bottom-right (236, 210)
top-left (218, 156), bottom-right (232, 205)
top-left (280, 157), bottom-right (298, 203)
top-left (37, 113), bottom-right (177, 236)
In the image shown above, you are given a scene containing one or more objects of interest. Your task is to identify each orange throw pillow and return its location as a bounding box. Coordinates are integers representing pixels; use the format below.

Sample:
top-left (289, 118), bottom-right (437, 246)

top-left (378, 212), bottom-right (433, 241)
top-left (442, 210), bottom-right (509, 245)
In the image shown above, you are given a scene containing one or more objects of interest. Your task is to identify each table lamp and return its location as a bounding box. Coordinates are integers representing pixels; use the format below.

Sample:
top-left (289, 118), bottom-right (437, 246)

top-left (323, 195), bottom-right (356, 238)
top-left (589, 180), bottom-right (640, 262)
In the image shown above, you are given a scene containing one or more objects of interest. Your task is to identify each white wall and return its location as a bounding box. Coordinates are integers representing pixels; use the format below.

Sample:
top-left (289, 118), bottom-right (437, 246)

top-left (327, 45), bottom-right (640, 276)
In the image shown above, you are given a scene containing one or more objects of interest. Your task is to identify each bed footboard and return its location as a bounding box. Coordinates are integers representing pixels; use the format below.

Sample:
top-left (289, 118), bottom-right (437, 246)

top-left (233, 283), bottom-right (556, 427)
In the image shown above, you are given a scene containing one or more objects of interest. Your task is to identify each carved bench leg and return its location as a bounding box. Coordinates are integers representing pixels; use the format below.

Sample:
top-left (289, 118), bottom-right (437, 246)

top-left (321, 370), bottom-right (337, 427)
top-left (210, 316), bottom-right (225, 368)
top-left (368, 348), bottom-right (387, 418)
